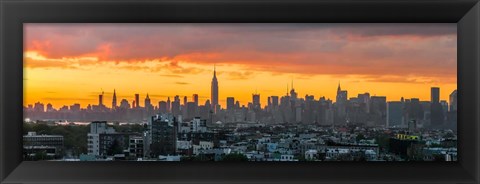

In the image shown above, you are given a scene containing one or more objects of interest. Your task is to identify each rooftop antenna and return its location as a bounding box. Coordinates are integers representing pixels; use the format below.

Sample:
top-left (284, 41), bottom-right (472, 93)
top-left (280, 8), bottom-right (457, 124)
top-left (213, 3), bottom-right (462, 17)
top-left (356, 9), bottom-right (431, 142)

top-left (286, 83), bottom-right (289, 96)
top-left (291, 79), bottom-right (294, 90)
top-left (213, 64), bottom-right (217, 77)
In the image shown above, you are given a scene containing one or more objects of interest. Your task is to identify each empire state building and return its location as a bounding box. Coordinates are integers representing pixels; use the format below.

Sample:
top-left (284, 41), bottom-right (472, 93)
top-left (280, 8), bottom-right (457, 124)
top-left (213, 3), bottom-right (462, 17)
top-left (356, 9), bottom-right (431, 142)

top-left (211, 65), bottom-right (219, 113)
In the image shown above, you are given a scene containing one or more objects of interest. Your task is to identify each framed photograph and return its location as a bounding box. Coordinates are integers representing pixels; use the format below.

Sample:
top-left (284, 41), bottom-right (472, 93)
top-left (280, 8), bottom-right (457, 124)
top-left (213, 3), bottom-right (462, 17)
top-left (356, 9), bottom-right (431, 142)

top-left (1, 0), bottom-right (479, 183)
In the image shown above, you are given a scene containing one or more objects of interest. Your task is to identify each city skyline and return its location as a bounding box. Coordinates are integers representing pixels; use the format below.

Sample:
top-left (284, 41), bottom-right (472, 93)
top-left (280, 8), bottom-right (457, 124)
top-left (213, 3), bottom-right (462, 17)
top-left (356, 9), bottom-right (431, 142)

top-left (25, 69), bottom-right (456, 111)
top-left (24, 23), bottom-right (457, 108)
top-left (24, 67), bottom-right (457, 109)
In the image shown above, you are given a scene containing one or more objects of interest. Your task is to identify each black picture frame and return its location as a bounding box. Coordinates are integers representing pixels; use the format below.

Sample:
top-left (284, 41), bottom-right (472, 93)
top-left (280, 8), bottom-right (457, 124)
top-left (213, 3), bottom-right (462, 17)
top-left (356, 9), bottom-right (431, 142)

top-left (1, 0), bottom-right (479, 183)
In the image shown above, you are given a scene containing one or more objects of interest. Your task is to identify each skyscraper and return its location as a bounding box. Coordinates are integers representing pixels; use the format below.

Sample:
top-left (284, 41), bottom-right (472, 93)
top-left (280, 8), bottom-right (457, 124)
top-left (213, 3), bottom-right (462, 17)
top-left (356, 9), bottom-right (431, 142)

top-left (145, 94), bottom-right (152, 109)
top-left (46, 103), bottom-right (54, 112)
top-left (449, 89), bottom-right (457, 112)
top-left (158, 101), bottom-right (167, 113)
top-left (70, 104), bottom-right (80, 112)
top-left (182, 96), bottom-right (188, 119)
top-left (120, 99), bottom-right (130, 109)
top-left (186, 102), bottom-right (196, 119)
top-left (34, 102), bottom-right (45, 112)
top-left (135, 94), bottom-right (140, 108)
top-left (336, 83), bottom-right (348, 104)
top-left (440, 100), bottom-right (449, 115)
top-left (447, 89), bottom-right (457, 127)
top-left (430, 87), bottom-right (444, 128)
top-left (357, 93), bottom-right (370, 113)
top-left (167, 97), bottom-right (171, 113)
top-left (192, 94), bottom-right (199, 117)
top-left (211, 65), bottom-right (219, 113)
top-left (112, 89), bottom-right (117, 109)
top-left (271, 96), bottom-right (279, 109)
top-left (192, 94), bottom-right (199, 107)
top-left (290, 80), bottom-right (297, 100)
top-left (387, 101), bottom-right (403, 127)
top-left (371, 96), bottom-right (387, 126)
top-left (405, 98), bottom-right (424, 124)
top-left (172, 95), bottom-right (181, 116)
top-left (335, 83), bottom-right (348, 125)
top-left (431, 87), bottom-right (440, 103)
top-left (99, 92), bottom-right (104, 106)
top-left (226, 97), bottom-right (235, 110)
top-left (252, 93), bottom-right (261, 110)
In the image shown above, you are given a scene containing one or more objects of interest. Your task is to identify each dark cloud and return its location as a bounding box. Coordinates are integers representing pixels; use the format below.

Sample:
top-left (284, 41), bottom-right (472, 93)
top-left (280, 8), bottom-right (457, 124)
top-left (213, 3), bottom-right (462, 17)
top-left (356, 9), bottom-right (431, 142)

top-left (25, 23), bottom-right (455, 60)
top-left (339, 23), bottom-right (456, 37)
top-left (24, 23), bottom-right (457, 80)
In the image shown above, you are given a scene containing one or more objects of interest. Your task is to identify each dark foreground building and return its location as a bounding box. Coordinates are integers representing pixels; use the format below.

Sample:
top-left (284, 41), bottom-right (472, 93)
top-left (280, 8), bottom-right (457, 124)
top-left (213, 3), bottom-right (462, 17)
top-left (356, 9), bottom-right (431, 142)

top-left (150, 115), bottom-right (177, 157)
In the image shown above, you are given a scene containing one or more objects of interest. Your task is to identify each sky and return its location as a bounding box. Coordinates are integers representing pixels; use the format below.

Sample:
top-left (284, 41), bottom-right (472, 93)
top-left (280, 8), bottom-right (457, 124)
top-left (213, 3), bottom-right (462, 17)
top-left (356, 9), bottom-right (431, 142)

top-left (23, 23), bottom-right (457, 109)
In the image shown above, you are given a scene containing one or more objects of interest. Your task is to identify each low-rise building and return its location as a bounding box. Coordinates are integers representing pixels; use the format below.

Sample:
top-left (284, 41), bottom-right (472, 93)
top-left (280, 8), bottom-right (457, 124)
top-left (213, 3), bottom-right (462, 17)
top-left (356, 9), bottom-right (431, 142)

top-left (87, 121), bottom-right (115, 156)
top-left (305, 149), bottom-right (318, 160)
top-left (23, 131), bottom-right (64, 159)
top-left (129, 135), bottom-right (144, 159)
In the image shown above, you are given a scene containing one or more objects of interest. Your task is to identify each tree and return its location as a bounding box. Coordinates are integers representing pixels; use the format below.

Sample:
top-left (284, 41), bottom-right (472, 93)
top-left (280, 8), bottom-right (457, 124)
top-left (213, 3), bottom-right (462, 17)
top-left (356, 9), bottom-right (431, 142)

top-left (220, 153), bottom-right (248, 161)
top-left (353, 152), bottom-right (367, 161)
top-left (444, 132), bottom-right (455, 139)
top-left (23, 123), bottom-right (33, 134)
top-left (32, 124), bottom-right (51, 134)
top-left (180, 156), bottom-right (196, 161)
top-left (375, 135), bottom-right (390, 151)
top-left (34, 151), bottom-right (48, 161)
top-left (296, 154), bottom-right (307, 161)
top-left (318, 153), bottom-right (327, 161)
top-left (356, 134), bottom-right (366, 142)
top-left (433, 154), bottom-right (445, 161)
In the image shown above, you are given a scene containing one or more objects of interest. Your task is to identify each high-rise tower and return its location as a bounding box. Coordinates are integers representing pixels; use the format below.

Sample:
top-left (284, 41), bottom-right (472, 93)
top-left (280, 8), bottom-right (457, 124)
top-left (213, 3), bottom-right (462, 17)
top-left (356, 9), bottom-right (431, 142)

top-left (430, 87), bottom-right (444, 128)
top-left (431, 87), bottom-right (440, 103)
top-left (211, 65), bottom-right (219, 113)
top-left (112, 89), bottom-right (117, 109)
top-left (252, 93), bottom-right (261, 110)
top-left (166, 97), bottom-right (171, 113)
top-left (335, 82), bottom-right (348, 125)
top-left (192, 94), bottom-right (199, 106)
top-left (449, 89), bottom-right (457, 112)
top-left (135, 94), bottom-right (140, 108)
top-left (99, 91), bottom-right (104, 106)
top-left (290, 80), bottom-right (297, 100)
top-left (336, 82), bottom-right (347, 103)
top-left (145, 93), bottom-right (151, 109)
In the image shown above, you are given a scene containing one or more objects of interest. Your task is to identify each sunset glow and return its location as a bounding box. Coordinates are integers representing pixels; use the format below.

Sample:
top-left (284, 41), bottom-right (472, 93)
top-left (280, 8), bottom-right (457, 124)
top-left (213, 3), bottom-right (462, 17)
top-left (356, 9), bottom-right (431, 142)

top-left (24, 23), bottom-right (457, 109)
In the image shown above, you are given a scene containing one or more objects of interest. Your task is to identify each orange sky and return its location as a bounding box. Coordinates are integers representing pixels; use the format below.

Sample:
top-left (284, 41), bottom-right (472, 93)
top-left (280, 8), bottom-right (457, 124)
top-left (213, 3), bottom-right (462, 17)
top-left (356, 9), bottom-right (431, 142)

top-left (23, 23), bottom-right (457, 109)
